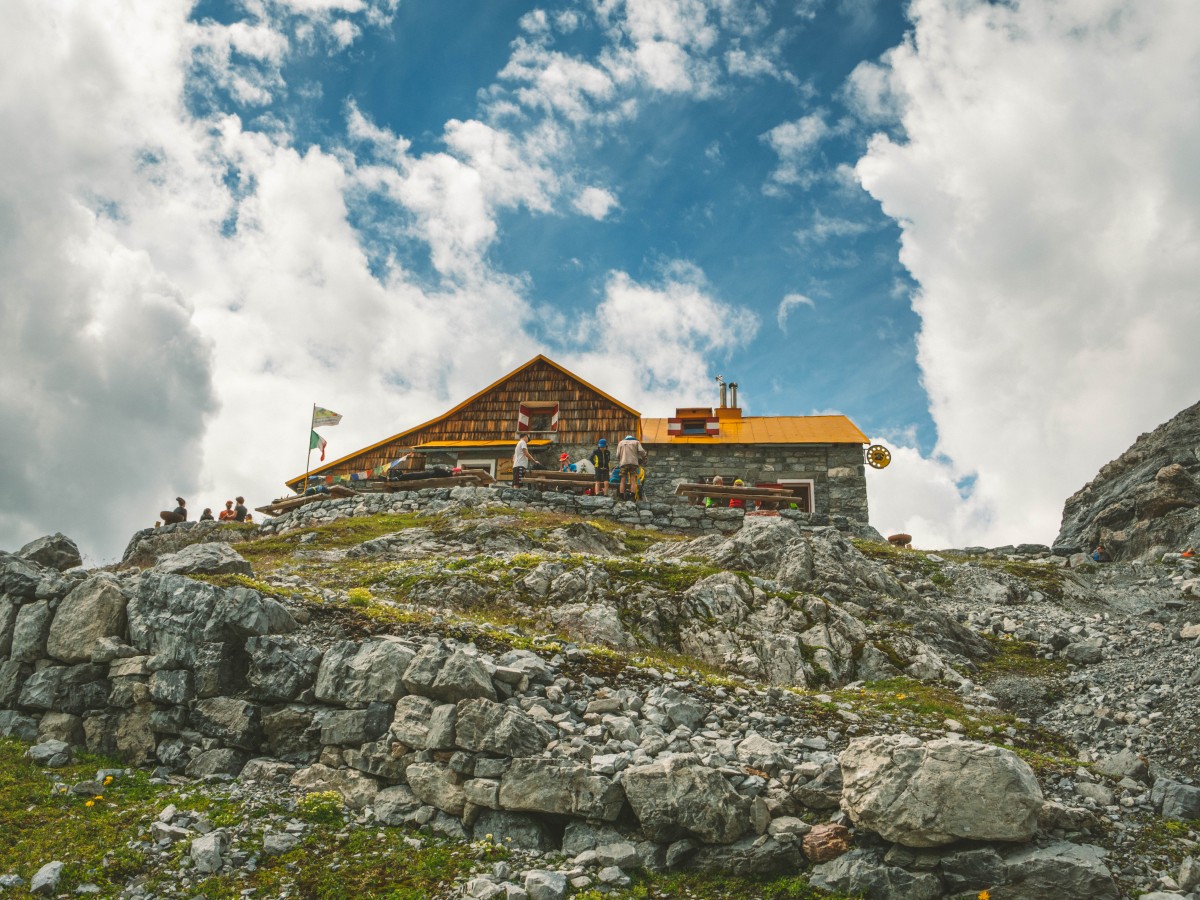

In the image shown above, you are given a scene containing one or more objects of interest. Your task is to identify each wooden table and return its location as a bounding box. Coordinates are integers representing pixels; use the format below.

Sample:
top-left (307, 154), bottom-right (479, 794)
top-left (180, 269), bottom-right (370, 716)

top-left (674, 483), bottom-right (805, 509)
top-left (520, 472), bottom-right (595, 493)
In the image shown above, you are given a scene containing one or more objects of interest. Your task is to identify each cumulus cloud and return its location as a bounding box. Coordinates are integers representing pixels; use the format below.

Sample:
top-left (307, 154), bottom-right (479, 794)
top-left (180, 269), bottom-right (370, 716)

top-left (567, 262), bottom-right (759, 412)
top-left (776, 293), bottom-right (815, 332)
top-left (762, 113), bottom-right (829, 192)
top-left (854, 0), bottom-right (1200, 546)
top-left (573, 186), bottom-right (620, 219)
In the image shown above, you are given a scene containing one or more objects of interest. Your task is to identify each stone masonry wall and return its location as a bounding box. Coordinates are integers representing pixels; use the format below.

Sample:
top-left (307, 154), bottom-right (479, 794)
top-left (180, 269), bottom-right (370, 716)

top-left (644, 443), bottom-right (868, 521)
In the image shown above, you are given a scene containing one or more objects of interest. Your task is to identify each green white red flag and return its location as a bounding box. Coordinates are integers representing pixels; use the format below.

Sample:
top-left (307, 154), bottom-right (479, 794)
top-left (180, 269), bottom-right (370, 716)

top-left (310, 431), bottom-right (327, 461)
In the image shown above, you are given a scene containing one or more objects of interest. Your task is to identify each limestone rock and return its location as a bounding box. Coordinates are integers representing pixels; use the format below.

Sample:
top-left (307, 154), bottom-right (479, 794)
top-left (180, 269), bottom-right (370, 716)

top-left (18, 534), bottom-right (82, 571)
top-left (155, 542), bottom-right (253, 577)
top-left (406, 761), bottom-right (466, 816)
top-left (403, 644), bottom-right (497, 703)
top-left (1000, 841), bottom-right (1118, 899)
top-left (46, 574), bottom-right (128, 664)
top-left (190, 697), bottom-right (262, 750)
top-left (688, 835), bottom-right (804, 877)
top-left (246, 635), bottom-right (323, 702)
top-left (622, 753), bottom-right (749, 844)
top-left (1152, 778), bottom-right (1200, 821)
top-left (10, 600), bottom-right (52, 662)
top-left (498, 759), bottom-right (623, 821)
top-left (455, 698), bottom-right (546, 757)
top-left (30, 861), bottom-right (65, 895)
top-left (390, 695), bottom-right (457, 750)
top-left (839, 735), bottom-right (1042, 847)
top-left (190, 831), bottom-right (229, 874)
top-left (809, 848), bottom-right (943, 900)
top-left (472, 810), bottom-right (556, 851)
top-left (290, 763), bottom-right (380, 810)
top-left (315, 638), bottom-right (414, 705)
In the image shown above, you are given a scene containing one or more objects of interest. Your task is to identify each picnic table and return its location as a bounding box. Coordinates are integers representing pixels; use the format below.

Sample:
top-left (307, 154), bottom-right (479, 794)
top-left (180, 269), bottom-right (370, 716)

top-left (674, 482), bottom-right (805, 509)
top-left (380, 472), bottom-right (490, 492)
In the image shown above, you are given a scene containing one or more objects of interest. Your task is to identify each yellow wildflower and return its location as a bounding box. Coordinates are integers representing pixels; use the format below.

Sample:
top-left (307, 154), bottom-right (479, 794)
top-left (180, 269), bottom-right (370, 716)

top-left (895, 693), bottom-right (907, 700)
top-left (85, 800), bottom-right (94, 807)
top-left (978, 891), bottom-right (990, 900)
top-left (103, 776), bottom-right (113, 785)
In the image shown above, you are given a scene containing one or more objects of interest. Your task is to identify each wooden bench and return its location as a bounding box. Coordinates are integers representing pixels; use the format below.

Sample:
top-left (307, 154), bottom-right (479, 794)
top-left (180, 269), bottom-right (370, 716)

top-left (675, 483), bottom-right (806, 509)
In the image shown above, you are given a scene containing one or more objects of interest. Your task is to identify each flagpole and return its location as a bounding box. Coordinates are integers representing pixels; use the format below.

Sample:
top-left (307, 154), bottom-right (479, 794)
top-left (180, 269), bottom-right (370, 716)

top-left (302, 403), bottom-right (315, 495)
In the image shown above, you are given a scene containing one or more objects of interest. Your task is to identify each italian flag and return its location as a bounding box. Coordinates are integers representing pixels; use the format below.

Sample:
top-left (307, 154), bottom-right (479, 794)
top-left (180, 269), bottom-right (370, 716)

top-left (310, 430), bottom-right (327, 461)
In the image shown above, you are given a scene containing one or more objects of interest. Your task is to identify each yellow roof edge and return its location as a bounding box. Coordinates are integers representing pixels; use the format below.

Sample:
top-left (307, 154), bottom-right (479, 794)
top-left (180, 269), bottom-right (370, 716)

top-left (286, 354), bottom-right (639, 487)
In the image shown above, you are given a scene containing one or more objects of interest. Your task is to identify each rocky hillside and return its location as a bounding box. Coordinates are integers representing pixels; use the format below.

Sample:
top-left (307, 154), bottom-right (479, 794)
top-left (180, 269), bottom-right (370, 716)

top-left (1056, 400), bottom-right (1200, 560)
top-left (2, 487), bottom-right (1200, 899)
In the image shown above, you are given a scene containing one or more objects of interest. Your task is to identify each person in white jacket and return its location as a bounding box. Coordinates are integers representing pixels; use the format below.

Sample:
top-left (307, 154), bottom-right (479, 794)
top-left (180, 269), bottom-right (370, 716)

top-left (512, 433), bottom-right (536, 486)
top-left (615, 434), bottom-right (646, 499)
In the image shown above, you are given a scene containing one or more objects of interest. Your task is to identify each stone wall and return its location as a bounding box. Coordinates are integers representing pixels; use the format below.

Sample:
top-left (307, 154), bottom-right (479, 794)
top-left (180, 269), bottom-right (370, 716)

top-left (643, 443), bottom-right (869, 521)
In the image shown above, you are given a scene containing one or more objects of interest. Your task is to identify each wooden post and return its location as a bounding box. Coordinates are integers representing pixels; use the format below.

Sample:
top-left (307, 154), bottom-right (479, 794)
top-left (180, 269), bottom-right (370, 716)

top-left (301, 403), bottom-right (315, 495)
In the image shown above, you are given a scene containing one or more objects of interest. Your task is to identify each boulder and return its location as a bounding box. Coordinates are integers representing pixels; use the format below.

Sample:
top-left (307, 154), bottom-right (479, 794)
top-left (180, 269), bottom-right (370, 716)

top-left (46, 574), bottom-right (128, 663)
top-left (688, 835), bottom-right (804, 877)
top-left (375, 785), bottom-right (421, 825)
top-left (191, 831), bottom-right (229, 874)
top-left (290, 763), bottom-right (380, 810)
top-left (10, 600), bottom-right (52, 662)
top-left (0, 658), bottom-right (29, 707)
top-left (405, 761), bottom-right (466, 816)
top-left (1152, 778), bottom-right (1200, 821)
top-left (455, 698), bottom-right (546, 757)
top-left (839, 735), bottom-right (1042, 847)
top-left (30, 861), bottom-right (65, 895)
top-left (403, 644), bottom-right (496, 703)
top-left (186, 749), bottom-right (250, 778)
top-left (1000, 841), bottom-right (1118, 899)
top-left (246, 636), bottom-right (323, 702)
top-left (472, 810), bottom-right (556, 851)
top-left (18, 534), bottom-right (82, 571)
top-left (498, 759), bottom-right (624, 821)
top-left (315, 638), bottom-right (415, 705)
top-left (809, 848), bottom-right (943, 900)
top-left (316, 703), bottom-right (392, 746)
top-left (390, 695), bottom-right (457, 750)
top-left (190, 697), bottom-right (262, 750)
top-left (262, 706), bottom-right (322, 763)
top-left (0, 597), bottom-right (17, 656)
top-left (0, 553), bottom-right (45, 599)
top-left (801, 823), bottom-right (852, 863)
top-left (622, 753), bottom-right (749, 844)
top-left (155, 542), bottom-right (253, 577)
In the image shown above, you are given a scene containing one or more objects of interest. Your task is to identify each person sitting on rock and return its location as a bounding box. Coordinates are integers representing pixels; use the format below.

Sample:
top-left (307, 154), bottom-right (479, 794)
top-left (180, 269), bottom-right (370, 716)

top-left (234, 496), bottom-right (249, 522)
top-left (1092, 544), bottom-right (1111, 563)
top-left (199, 508), bottom-right (215, 522)
top-left (218, 500), bottom-right (236, 522)
top-left (159, 497), bottom-right (187, 525)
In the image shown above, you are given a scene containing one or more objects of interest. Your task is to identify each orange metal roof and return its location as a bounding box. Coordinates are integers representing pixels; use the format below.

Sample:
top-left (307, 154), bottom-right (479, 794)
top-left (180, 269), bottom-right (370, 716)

top-left (641, 415), bottom-right (869, 445)
top-left (286, 355), bottom-right (638, 488)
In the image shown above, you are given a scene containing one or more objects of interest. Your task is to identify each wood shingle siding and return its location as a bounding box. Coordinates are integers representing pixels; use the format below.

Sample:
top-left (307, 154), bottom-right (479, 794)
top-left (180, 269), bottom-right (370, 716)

top-left (288, 356), bottom-right (640, 490)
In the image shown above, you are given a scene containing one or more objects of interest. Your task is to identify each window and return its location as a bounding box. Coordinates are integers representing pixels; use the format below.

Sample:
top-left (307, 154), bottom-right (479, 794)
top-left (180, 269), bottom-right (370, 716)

top-left (518, 401), bottom-right (559, 435)
top-left (681, 419), bottom-right (709, 435)
top-left (778, 479), bottom-right (814, 512)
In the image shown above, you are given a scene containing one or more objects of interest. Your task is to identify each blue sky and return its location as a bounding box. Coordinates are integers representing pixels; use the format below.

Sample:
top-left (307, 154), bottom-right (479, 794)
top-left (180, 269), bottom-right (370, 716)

top-left (2, 0), bottom-right (1198, 560)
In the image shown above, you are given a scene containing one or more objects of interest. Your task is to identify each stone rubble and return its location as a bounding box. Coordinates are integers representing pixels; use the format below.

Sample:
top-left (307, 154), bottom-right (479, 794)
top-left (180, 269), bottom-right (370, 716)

top-left (3, 481), bottom-right (1200, 897)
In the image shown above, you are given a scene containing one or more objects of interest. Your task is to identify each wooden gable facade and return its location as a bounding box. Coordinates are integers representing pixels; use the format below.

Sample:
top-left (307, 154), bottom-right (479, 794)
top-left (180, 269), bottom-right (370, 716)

top-left (288, 356), bottom-right (641, 490)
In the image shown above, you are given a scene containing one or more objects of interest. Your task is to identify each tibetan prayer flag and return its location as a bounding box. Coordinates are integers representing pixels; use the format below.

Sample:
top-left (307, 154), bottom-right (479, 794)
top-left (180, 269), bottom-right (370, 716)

top-left (313, 407), bottom-right (343, 428)
top-left (310, 431), bottom-right (327, 461)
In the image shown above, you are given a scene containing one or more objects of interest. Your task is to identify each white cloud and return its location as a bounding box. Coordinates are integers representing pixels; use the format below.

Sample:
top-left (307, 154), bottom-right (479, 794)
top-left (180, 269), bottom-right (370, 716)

top-left (854, 0), bottom-right (1200, 546)
top-left (567, 262), bottom-right (759, 412)
top-left (574, 186), bottom-right (620, 219)
top-left (762, 113), bottom-right (829, 191)
top-left (776, 293), bottom-right (815, 332)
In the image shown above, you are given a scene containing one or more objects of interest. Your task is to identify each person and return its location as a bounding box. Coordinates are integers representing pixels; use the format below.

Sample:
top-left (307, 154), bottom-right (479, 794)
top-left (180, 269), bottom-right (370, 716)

top-left (159, 497), bottom-right (187, 525)
top-left (1092, 544), bottom-right (1111, 563)
top-left (559, 452), bottom-right (573, 472)
top-left (234, 496), bottom-right (249, 523)
top-left (704, 475), bottom-right (724, 508)
top-left (608, 467), bottom-right (622, 495)
top-left (199, 508), bottom-right (215, 522)
top-left (729, 478), bottom-right (746, 509)
top-left (244, 512), bottom-right (254, 524)
top-left (615, 434), bottom-right (647, 500)
top-left (591, 438), bottom-right (611, 496)
top-left (218, 500), bottom-right (237, 522)
top-left (1183, 547), bottom-right (1196, 558)
top-left (512, 432), bottom-right (535, 487)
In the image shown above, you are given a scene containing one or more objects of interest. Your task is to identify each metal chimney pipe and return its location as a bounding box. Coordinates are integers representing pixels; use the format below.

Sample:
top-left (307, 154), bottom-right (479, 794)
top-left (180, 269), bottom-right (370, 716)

top-left (716, 375), bottom-right (726, 408)
top-left (730, 382), bottom-right (738, 408)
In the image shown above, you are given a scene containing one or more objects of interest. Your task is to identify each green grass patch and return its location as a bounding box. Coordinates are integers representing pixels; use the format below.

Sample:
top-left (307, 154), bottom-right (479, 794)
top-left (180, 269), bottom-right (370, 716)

top-left (976, 635), bottom-right (1068, 680)
top-left (578, 870), bottom-right (860, 899)
top-left (850, 539), bottom-right (944, 581)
